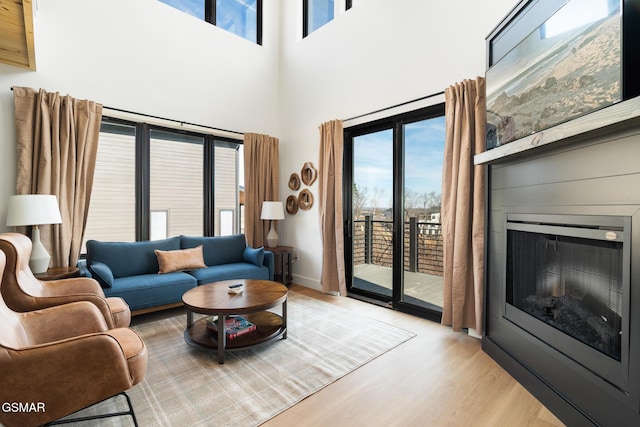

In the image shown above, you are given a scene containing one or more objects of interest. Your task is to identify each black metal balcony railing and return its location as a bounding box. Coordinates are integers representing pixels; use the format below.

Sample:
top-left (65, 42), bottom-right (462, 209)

top-left (353, 216), bottom-right (443, 276)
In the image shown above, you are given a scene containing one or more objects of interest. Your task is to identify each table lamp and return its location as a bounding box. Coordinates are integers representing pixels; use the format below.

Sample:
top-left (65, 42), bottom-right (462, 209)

top-left (6, 194), bottom-right (62, 274)
top-left (260, 201), bottom-right (285, 247)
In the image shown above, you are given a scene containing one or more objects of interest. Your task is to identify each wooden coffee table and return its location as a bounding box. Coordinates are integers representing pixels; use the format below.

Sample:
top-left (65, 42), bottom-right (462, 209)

top-left (182, 279), bottom-right (288, 363)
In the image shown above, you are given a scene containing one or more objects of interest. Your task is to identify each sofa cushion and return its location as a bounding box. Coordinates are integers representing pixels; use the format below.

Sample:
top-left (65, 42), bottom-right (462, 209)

top-left (187, 263), bottom-right (270, 285)
top-left (181, 234), bottom-right (246, 266)
top-left (102, 272), bottom-right (197, 311)
top-left (243, 246), bottom-right (264, 266)
top-left (87, 237), bottom-right (181, 278)
top-left (155, 246), bottom-right (206, 274)
top-left (89, 261), bottom-right (114, 288)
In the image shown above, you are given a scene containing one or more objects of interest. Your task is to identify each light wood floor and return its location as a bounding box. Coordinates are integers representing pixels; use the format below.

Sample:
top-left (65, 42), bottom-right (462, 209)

top-left (263, 285), bottom-right (565, 427)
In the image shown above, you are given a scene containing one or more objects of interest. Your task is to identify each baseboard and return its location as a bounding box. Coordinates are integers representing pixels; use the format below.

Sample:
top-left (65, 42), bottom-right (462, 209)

top-left (467, 328), bottom-right (482, 339)
top-left (291, 274), bottom-right (322, 291)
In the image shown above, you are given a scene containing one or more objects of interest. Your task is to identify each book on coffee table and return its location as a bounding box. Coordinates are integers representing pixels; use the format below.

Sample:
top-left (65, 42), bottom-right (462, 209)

top-left (206, 315), bottom-right (256, 339)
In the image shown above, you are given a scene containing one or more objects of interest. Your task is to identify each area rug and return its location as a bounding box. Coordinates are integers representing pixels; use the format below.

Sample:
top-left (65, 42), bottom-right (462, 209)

top-left (61, 291), bottom-right (415, 426)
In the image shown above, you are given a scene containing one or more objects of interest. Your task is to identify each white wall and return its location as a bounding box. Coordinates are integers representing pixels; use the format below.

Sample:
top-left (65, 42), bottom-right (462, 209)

top-left (0, 0), bottom-right (518, 291)
top-left (0, 0), bottom-right (280, 230)
top-left (278, 0), bottom-right (516, 290)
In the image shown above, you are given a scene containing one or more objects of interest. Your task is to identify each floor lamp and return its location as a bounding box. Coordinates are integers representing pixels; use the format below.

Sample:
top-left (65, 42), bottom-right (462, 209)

top-left (260, 201), bottom-right (285, 248)
top-left (6, 194), bottom-right (63, 274)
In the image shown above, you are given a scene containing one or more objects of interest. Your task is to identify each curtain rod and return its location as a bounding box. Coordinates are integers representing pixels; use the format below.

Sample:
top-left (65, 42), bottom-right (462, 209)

top-left (10, 87), bottom-right (244, 137)
top-left (102, 105), bottom-right (244, 137)
top-left (343, 90), bottom-right (445, 122)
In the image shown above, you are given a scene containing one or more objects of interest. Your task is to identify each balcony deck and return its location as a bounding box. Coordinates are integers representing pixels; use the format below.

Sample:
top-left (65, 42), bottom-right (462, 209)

top-left (353, 264), bottom-right (443, 308)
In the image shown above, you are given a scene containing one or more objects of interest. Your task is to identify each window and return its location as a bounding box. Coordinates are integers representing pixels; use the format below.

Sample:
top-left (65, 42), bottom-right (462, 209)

top-left (159, 0), bottom-right (262, 44)
top-left (219, 210), bottom-right (234, 235)
top-left (150, 211), bottom-right (169, 240)
top-left (150, 130), bottom-right (204, 238)
top-left (213, 0), bottom-right (261, 44)
top-left (303, 0), bottom-right (334, 37)
top-left (83, 119), bottom-right (244, 250)
top-left (83, 122), bottom-right (136, 250)
top-left (159, 0), bottom-right (205, 19)
top-left (214, 143), bottom-right (243, 235)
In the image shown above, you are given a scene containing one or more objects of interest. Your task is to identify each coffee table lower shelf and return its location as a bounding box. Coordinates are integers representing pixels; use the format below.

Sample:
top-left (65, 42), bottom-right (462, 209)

top-left (184, 311), bottom-right (286, 358)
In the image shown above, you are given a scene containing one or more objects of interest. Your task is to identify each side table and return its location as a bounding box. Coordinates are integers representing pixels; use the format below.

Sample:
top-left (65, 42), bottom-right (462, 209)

top-left (35, 266), bottom-right (80, 281)
top-left (267, 246), bottom-right (293, 285)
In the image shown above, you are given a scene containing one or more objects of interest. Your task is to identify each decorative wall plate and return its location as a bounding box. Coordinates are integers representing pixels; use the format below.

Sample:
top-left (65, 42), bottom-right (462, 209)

top-left (286, 195), bottom-right (299, 214)
top-left (298, 189), bottom-right (313, 210)
top-left (301, 162), bottom-right (318, 186)
top-left (288, 173), bottom-right (301, 191)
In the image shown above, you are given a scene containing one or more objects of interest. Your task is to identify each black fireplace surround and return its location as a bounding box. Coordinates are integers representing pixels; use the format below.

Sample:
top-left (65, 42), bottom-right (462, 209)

top-left (483, 165), bottom-right (640, 426)
top-left (485, 201), bottom-right (640, 426)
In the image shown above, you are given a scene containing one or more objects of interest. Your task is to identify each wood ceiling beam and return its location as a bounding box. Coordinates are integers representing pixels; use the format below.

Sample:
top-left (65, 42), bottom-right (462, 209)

top-left (0, 0), bottom-right (36, 70)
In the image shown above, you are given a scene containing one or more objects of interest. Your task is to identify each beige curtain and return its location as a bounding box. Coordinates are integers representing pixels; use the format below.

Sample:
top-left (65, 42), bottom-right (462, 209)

top-left (13, 86), bottom-right (102, 268)
top-left (318, 120), bottom-right (347, 295)
top-left (441, 77), bottom-right (486, 332)
top-left (243, 133), bottom-right (279, 248)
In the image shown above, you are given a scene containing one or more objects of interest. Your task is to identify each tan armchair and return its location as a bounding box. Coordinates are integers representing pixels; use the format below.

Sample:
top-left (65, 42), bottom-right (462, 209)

top-left (0, 249), bottom-right (148, 427)
top-left (0, 232), bottom-right (130, 328)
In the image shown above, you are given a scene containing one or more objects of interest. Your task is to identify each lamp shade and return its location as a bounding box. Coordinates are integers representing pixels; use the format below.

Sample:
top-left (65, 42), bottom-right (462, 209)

top-left (260, 201), bottom-right (285, 220)
top-left (6, 195), bottom-right (62, 226)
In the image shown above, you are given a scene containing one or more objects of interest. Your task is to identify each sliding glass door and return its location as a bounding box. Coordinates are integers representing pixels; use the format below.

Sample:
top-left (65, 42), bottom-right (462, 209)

top-left (350, 127), bottom-right (394, 298)
top-left (345, 105), bottom-right (445, 320)
top-left (401, 117), bottom-right (445, 313)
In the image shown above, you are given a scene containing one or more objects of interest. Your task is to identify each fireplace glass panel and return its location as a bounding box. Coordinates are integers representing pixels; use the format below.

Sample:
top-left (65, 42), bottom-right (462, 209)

top-left (507, 230), bottom-right (623, 361)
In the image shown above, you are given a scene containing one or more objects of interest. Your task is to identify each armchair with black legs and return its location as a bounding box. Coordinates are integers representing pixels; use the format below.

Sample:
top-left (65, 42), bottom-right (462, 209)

top-left (0, 232), bottom-right (131, 328)
top-left (0, 250), bottom-right (148, 427)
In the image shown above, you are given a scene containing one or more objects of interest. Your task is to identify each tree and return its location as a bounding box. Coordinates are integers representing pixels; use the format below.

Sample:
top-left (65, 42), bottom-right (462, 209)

top-left (352, 183), bottom-right (368, 220)
top-left (371, 186), bottom-right (387, 219)
top-left (404, 189), bottom-right (418, 209)
top-left (421, 191), bottom-right (441, 210)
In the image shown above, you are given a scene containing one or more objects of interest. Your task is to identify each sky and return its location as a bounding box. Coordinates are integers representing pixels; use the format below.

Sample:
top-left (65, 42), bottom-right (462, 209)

top-left (158, 0), bottom-right (258, 42)
top-left (353, 116), bottom-right (446, 209)
top-left (159, 0), bottom-right (205, 19)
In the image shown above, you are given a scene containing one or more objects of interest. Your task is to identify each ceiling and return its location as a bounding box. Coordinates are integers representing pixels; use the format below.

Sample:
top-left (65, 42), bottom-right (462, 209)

top-left (0, 0), bottom-right (36, 70)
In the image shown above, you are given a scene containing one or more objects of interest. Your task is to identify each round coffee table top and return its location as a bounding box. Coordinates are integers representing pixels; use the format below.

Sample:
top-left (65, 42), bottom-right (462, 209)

top-left (182, 279), bottom-right (288, 315)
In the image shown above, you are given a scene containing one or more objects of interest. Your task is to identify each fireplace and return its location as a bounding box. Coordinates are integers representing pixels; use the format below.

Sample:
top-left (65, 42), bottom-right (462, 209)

top-left (480, 128), bottom-right (640, 425)
top-left (480, 1), bottom-right (640, 424)
top-left (505, 213), bottom-right (629, 391)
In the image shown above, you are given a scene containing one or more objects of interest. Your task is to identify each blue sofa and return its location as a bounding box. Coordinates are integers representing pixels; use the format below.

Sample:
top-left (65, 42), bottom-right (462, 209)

top-left (78, 234), bottom-right (274, 313)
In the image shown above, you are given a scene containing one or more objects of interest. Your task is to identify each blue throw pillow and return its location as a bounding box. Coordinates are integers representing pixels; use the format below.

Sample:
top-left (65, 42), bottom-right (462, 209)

top-left (243, 246), bottom-right (264, 267)
top-left (89, 261), bottom-right (114, 288)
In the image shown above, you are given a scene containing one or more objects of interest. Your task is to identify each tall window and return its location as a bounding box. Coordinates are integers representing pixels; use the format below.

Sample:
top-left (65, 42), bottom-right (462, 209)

top-left (214, 143), bottom-right (242, 236)
top-left (159, 0), bottom-right (262, 44)
top-left (303, 0), bottom-right (334, 37)
top-left (83, 119), bottom-right (244, 250)
top-left (150, 130), bottom-right (204, 238)
top-left (83, 122), bottom-right (136, 249)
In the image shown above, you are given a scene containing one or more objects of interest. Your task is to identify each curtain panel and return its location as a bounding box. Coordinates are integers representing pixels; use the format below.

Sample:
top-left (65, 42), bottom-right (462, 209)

top-left (13, 86), bottom-right (102, 268)
top-left (318, 120), bottom-right (347, 295)
top-left (441, 77), bottom-right (486, 333)
top-left (243, 133), bottom-right (279, 248)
